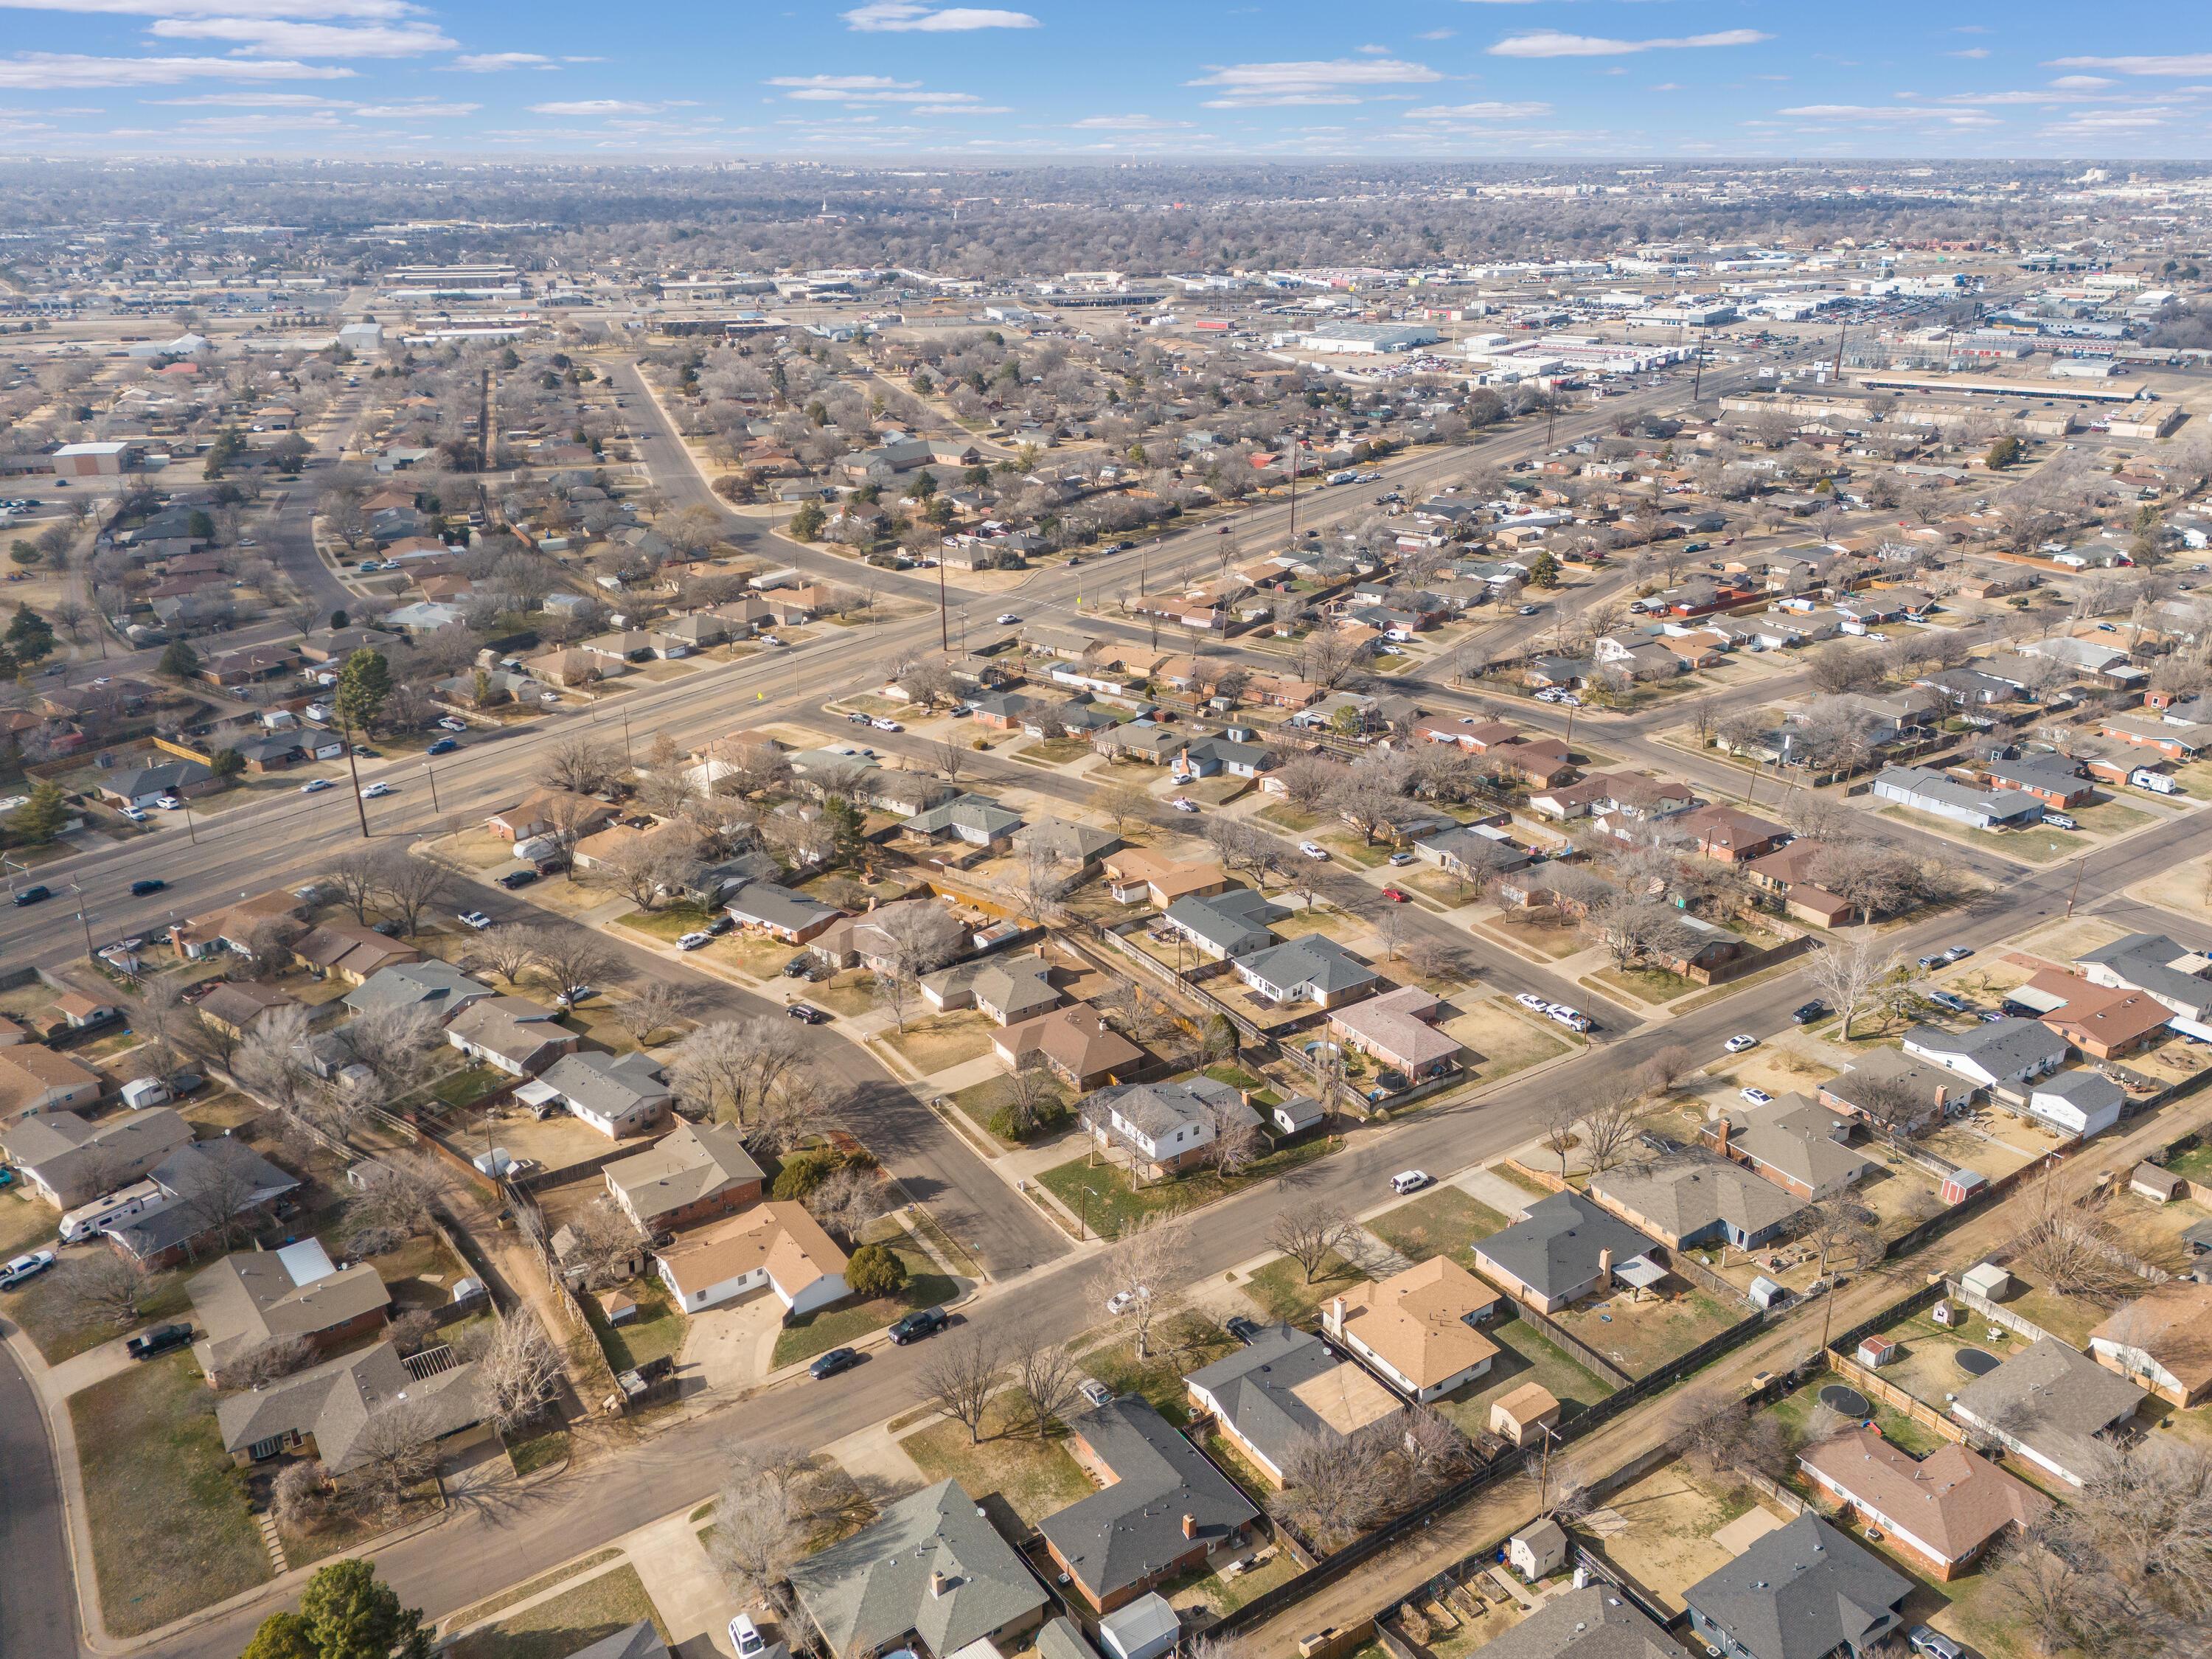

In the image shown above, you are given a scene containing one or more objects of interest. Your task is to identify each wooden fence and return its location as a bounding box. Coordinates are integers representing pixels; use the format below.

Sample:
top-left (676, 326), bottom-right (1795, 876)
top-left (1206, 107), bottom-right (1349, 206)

top-left (1826, 1352), bottom-right (1970, 1446)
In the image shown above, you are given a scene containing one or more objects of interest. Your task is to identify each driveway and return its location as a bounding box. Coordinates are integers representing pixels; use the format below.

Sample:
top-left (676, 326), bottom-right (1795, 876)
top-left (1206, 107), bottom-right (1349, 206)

top-left (676, 1290), bottom-right (786, 1394)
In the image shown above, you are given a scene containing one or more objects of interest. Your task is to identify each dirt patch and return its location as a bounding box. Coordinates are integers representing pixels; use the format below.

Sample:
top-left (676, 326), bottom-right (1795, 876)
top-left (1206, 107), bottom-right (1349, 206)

top-left (1593, 1460), bottom-right (1782, 1615)
top-left (878, 1009), bottom-right (998, 1076)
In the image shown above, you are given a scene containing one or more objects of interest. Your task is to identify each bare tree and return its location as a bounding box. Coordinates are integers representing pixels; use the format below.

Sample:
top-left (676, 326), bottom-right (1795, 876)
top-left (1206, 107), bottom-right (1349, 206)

top-left (915, 1329), bottom-right (1002, 1445)
top-left (542, 737), bottom-right (623, 796)
top-left (554, 1199), bottom-right (646, 1290)
top-left (581, 835), bottom-right (699, 914)
top-left (804, 1164), bottom-right (886, 1242)
top-left (52, 1253), bottom-right (158, 1330)
top-left (215, 1334), bottom-right (315, 1391)
top-left (477, 1314), bottom-right (564, 1432)
top-left (347, 1155), bottom-right (446, 1240)
top-left (1091, 1213), bottom-right (1189, 1357)
top-left (1803, 936), bottom-right (1898, 1041)
top-left (136, 974), bottom-right (187, 1081)
top-left (1271, 1424), bottom-right (1397, 1549)
top-left (927, 737), bottom-right (970, 787)
top-left (706, 1444), bottom-right (820, 1620)
top-left (1797, 1200), bottom-right (1882, 1280)
top-left (1638, 1044), bottom-right (1697, 1099)
top-left (2011, 1194), bottom-right (2141, 1305)
top-left (237, 1002), bottom-right (319, 1116)
top-left (470, 924), bottom-right (551, 987)
top-left (1806, 843), bottom-right (1930, 927)
top-left (1014, 1340), bottom-right (1083, 1443)
top-left (1540, 1099), bottom-right (1579, 1180)
top-left (529, 933), bottom-right (616, 1006)
top-left (614, 980), bottom-right (691, 1047)
top-left (345, 1405), bottom-right (440, 1517)
top-left (375, 852), bottom-right (453, 937)
top-left (1092, 779), bottom-right (1153, 838)
top-left (324, 844), bottom-right (389, 925)
top-left (1268, 1200), bottom-right (1359, 1285)
top-left (1581, 1085), bottom-right (1655, 1174)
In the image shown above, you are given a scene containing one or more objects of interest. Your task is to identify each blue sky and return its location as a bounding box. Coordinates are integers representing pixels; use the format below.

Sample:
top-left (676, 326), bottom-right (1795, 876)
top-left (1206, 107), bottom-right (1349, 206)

top-left (0, 1), bottom-right (2208, 160)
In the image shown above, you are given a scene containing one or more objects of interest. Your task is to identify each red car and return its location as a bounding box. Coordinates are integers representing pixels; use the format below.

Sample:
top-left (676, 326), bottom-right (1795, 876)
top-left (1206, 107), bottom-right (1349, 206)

top-left (1381, 887), bottom-right (1410, 903)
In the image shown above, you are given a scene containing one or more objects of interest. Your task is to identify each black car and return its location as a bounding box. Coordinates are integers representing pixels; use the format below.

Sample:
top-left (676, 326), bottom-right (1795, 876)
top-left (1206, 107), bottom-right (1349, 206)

top-left (1225, 1315), bottom-right (1262, 1346)
top-left (706, 915), bottom-right (735, 936)
top-left (533, 855), bottom-right (570, 877)
top-left (12, 885), bottom-right (50, 907)
top-left (130, 879), bottom-right (167, 897)
top-left (787, 1003), bottom-right (830, 1024)
top-left (497, 868), bottom-right (540, 890)
top-left (1792, 1000), bottom-right (1829, 1025)
top-left (126, 1324), bottom-right (193, 1361)
top-left (781, 955), bottom-right (815, 978)
top-left (888, 1307), bottom-right (949, 1346)
top-left (810, 1346), bottom-right (860, 1380)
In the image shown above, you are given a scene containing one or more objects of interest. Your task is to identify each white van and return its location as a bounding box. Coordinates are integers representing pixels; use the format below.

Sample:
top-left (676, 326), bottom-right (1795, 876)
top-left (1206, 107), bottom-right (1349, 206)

top-left (1391, 1170), bottom-right (1432, 1195)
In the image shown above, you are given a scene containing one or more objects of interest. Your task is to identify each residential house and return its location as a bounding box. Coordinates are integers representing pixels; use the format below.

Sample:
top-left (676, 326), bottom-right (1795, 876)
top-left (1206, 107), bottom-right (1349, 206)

top-left (1675, 804), bottom-right (1790, 863)
top-left (189, 1239), bottom-right (391, 1377)
top-left (1101, 851), bottom-right (1231, 909)
top-left (1228, 930), bottom-right (1380, 1009)
top-left (1798, 1429), bottom-right (2050, 1581)
top-left (2011, 968), bottom-right (2174, 1060)
top-left (100, 759), bottom-right (216, 810)
top-left (343, 960), bottom-right (495, 1022)
top-left (1471, 1190), bottom-right (1661, 1315)
top-left (1745, 841), bottom-right (1854, 928)
top-left (1818, 1048), bottom-right (1972, 1132)
top-left (656, 1198), bottom-right (847, 1315)
top-left (2098, 714), bottom-right (2206, 762)
top-left (921, 955), bottom-right (1061, 1025)
top-left (2088, 1282), bottom-right (2212, 1408)
top-left (1326, 985), bottom-right (1462, 1082)
top-left (1717, 1095), bottom-right (1874, 1202)
top-left (1983, 755), bottom-right (2096, 809)
top-left (902, 793), bottom-right (1024, 852)
top-left (1588, 1151), bottom-right (1806, 1252)
top-left (169, 889), bottom-right (306, 961)
top-left (722, 878), bottom-right (845, 945)
top-left (2074, 933), bottom-right (2212, 1029)
top-left (1162, 888), bottom-right (1287, 961)
top-left (785, 1481), bottom-right (1048, 1659)
top-left (2025, 1069), bottom-right (2126, 1140)
top-left (1902, 1019), bottom-right (2070, 1093)
top-left (1466, 1587), bottom-right (1680, 1659)
top-left (1413, 824), bottom-right (1533, 883)
top-left (1011, 817), bottom-right (1122, 873)
top-left (108, 1138), bottom-right (300, 1269)
top-left (1872, 766), bottom-right (2045, 830)
top-left (1950, 1336), bottom-right (2146, 1487)
top-left (1684, 1512), bottom-right (1913, 1659)
top-left (215, 1339), bottom-right (485, 1482)
top-left (487, 789), bottom-right (616, 842)
top-left (809, 898), bottom-right (967, 974)
top-left (0, 1044), bottom-right (105, 1119)
top-left (1083, 1077), bottom-right (1259, 1178)
top-left (1184, 1325), bottom-right (1403, 1486)
top-left (1040, 1397), bottom-right (1259, 1613)
top-left (523, 1051), bottom-right (672, 1139)
top-left (1320, 1256), bottom-right (1500, 1402)
top-left (445, 997), bottom-right (577, 1077)
top-left (293, 922), bottom-right (422, 986)
top-left (0, 1107), bottom-right (192, 1206)
top-left (603, 1121), bottom-right (766, 1234)
top-left (993, 1006), bottom-right (1143, 1092)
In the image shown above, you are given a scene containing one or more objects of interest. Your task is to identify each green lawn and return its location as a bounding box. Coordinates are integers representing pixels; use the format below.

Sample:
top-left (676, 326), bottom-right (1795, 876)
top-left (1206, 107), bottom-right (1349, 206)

top-left (1077, 1316), bottom-right (1243, 1424)
top-left (613, 902), bottom-right (720, 941)
top-left (1243, 1250), bottom-right (1371, 1324)
top-left (1431, 1317), bottom-right (1616, 1444)
top-left (1767, 1372), bottom-right (1950, 1458)
top-left (899, 1396), bottom-right (1095, 1529)
top-left (1589, 964), bottom-right (1698, 1004)
top-left (771, 1232), bottom-right (956, 1366)
top-left (1256, 803), bottom-right (1324, 833)
top-left (449, 1565), bottom-right (669, 1659)
top-left (2169, 1138), bottom-right (2212, 1182)
top-left (504, 1425), bottom-right (572, 1478)
top-left (70, 1351), bottom-right (271, 1636)
top-left (1368, 1188), bottom-right (1512, 1264)
top-left (947, 1071), bottom-right (1073, 1147)
top-left (0, 1189), bottom-right (59, 1259)
top-left (1034, 1135), bottom-right (1342, 1240)
top-left (4, 1262), bottom-right (193, 1366)
top-left (584, 1275), bottom-right (688, 1373)
top-left (1877, 805), bottom-right (2076, 864)
top-left (431, 1062), bottom-right (508, 1111)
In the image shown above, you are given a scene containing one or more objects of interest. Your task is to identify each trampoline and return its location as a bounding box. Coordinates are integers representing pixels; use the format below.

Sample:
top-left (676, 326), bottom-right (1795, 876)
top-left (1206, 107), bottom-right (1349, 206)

top-left (1956, 1348), bottom-right (2000, 1377)
top-left (1819, 1385), bottom-right (1871, 1418)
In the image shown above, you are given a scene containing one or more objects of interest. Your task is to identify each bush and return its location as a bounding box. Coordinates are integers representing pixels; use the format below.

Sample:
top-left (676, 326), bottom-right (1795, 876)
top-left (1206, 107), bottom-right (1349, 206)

top-left (987, 1096), bottom-right (1071, 1142)
top-left (770, 1147), bottom-right (840, 1201)
top-left (844, 1241), bottom-right (908, 1299)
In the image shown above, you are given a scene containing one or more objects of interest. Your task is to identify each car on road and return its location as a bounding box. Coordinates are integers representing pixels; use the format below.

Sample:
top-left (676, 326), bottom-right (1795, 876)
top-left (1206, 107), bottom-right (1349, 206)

top-left (728, 1615), bottom-right (767, 1659)
top-left (1298, 841), bottom-right (1329, 860)
top-left (1906, 1629), bottom-right (1964, 1659)
top-left (12, 885), bottom-right (51, 907)
top-left (1792, 1000), bottom-right (1829, 1025)
top-left (1724, 1034), bottom-right (1759, 1054)
top-left (1105, 1288), bottom-right (1147, 1316)
top-left (759, 635), bottom-right (785, 647)
top-left (458, 911), bottom-right (494, 931)
top-left (130, 879), bottom-right (167, 897)
top-left (888, 1307), bottom-right (950, 1345)
top-left (361, 782), bottom-right (392, 799)
top-left (426, 737), bottom-right (459, 756)
top-left (1517, 603), bottom-right (1543, 615)
top-left (127, 1324), bottom-right (194, 1361)
top-left (0, 1249), bottom-right (56, 1289)
top-left (1079, 1379), bottom-right (1115, 1408)
top-left (1170, 796), bottom-right (1199, 813)
top-left (437, 717), bottom-right (467, 733)
top-left (677, 931), bottom-right (713, 951)
top-left (995, 612), bottom-right (1021, 625)
top-left (809, 1346), bottom-right (860, 1380)
top-left (1740, 1086), bottom-right (1775, 1107)
top-left (1391, 1170), bottom-right (1432, 1196)
top-left (1381, 887), bottom-right (1409, 902)
top-left (497, 869), bottom-right (538, 890)
top-left (787, 1002), bottom-right (830, 1024)
top-left (872, 717), bottom-right (902, 731)
top-left (1514, 992), bottom-right (1552, 1012)
top-left (299, 777), bottom-right (334, 794)
top-left (846, 711), bottom-right (872, 724)
top-left (1225, 1315), bottom-right (1262, 1346)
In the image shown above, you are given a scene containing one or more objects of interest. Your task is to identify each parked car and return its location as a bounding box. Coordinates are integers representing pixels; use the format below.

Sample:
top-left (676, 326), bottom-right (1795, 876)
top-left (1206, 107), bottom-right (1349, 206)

top-left (677, 931), bottom-right (713, 951)
top-left (846, 711), bottom-right (872, 724)
top-left (0, 1249), bottom-right (56, 1289)
top-left (1225, 1315), bottom-right (1262, 1346)
top-left (1792, 1000), bottom-right (1829, 1024)
top-left (437, 717), bottom-right (468, 732)
top-left (12, 885), bottom-right (50, 907)
top-left (1391, 1170), bottom-right (1432, 1195)
top-left (1740, 1086), bottom-right (1775, 1107)
top-left (1079, 1379), bottom-right (1115, 1408)
top-left (706, 915), bottom-right (735, 936)
top-left (119, 806), bottom-right (149, 823)
top-left (131, 879), bottom-right (167, 897)
top-left (781, 955), bottom-right (816, 978)
top-left (1929, 990), bottom-right (1973, 1015)
top-left (1942, 945), bottom-right (1975, 963)
top-left (728, 1615), bottom-right (767, 1659)
top-left (156, 794), bottom-right (182, 810)
top-left (1725, 1034), bottom-right (1759, 1054)
top-left (497, 869), bottom-right (539, 890)
top-left (1548, 1005), bottom-right (1591, 1032)
top-left (787, 1003), bottom-right (830, 1024)
top-left (126, 1324), bottom-right (194, 1361)
top-left (809, 1346), bottom-right (860, 1380)
top-left (426, 737), bottom-right (459, 756)
top-left (1514, 992), bottom-right (1552, 1013)
top-left (1906, 1629), bottom-right (1964, 1659)
top-left (1170, 796), bottom-right (1199, 813)
top-left (1298, 841), bottom-right (1330, 860)
top-left (888, 1307), bottom-right (950, 1345)
top-left (458, 911), bottom-right (494, 931)
top-left (1387, 851), bottom-right (1415, 866)
top-left (1380, 887), bottom-right (1410, 902)
top-left (2043, 813), bottom-right (2077, 831)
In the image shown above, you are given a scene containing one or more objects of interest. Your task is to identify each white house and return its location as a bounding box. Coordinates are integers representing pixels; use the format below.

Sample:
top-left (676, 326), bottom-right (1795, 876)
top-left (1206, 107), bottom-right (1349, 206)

top-left (654, 1200), bottom-right (849, 1317)
top-left (2025, 1069), bottom-right (2126, 1141)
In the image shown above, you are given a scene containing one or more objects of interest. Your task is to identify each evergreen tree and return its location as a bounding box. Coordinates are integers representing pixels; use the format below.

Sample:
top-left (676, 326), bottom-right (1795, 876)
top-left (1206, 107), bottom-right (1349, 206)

top-left (297, 1559), bottom-right (431, 1659)
top-left (6, 604), bottom-right (55, 667)
top-left (158, 638), bottom-right (200, 680)
top-left (332, 649), bottom-right (392, 734)
top-left (789, 501), bottom-right (826, 543)
top-left (209, 748), bottom-right (246, 779)
top-left (9, 779), bottom-right (69, 844)
top-left (238, 1610), bottom-right (316, 1659)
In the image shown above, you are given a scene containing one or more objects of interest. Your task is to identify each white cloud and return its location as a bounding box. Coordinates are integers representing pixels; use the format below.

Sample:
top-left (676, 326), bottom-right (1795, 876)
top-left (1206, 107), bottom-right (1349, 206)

top-left (1415, 28), bottom-right (1454, 39)
top-left (1948, 47), bottom-right (1989, 59)
top-left (2047, 54), bottom-right (2212, 76)
top-left (2048, 74), bottom-right (2115, 88)
top-left (148, 18), bottom-right (454, 55)
top-left (1405, 100), bottom-right (1551, 119)
top-left (151, 88), bottom-right (344, 103)
top-left (763, 73), bottom-right (998, 107)
top-left (352, 98), bottom-right (473, 116)
top-left (1778, 102), bottom-right (2000, 128)
top-left (1187, 57), bottom-right (1441, 106)
top-left (1487, 29), bottom-right (1770, 58)
top-left (0, 51), bottom-right (351, 85)
top-left (449, 52), bottom-right (554, 72)
top-left (529, 98), bottom-right (661, 115)
top-left (0, 0), bottom-right (411, 14)
top-left (841, 1), bottom-right (1037, 29)
top-left (1069, 113), bottom-right (1192, 130)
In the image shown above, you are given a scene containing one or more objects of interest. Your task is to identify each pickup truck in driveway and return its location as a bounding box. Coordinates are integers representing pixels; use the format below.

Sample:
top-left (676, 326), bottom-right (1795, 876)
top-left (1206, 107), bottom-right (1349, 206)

top-left (126, 1324), bottom-right (194, 1361)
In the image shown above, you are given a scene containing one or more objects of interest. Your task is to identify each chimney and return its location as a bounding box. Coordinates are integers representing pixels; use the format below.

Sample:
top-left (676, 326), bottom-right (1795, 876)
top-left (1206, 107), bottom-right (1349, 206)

top-left (1097, 1017), bottom-right (1110, 1034)
top-left (1597, 1247), bottom-right (1613, 1289)
top-left (930, 1571), bottom-right (950, 1599)
top-left (1934, 1083), bottom-right (1948, 1108)
top-left (1714, 1119), bottom-right (1731, 1156)
top-left (1182, 1514), bottom-right (1199, 1540)
top-left (1331, 1295), bottom-right (1346, 1331)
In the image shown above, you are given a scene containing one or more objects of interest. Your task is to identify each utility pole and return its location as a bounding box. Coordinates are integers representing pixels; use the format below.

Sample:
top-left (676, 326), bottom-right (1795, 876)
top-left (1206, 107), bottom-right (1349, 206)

top-left (1284, 437), bottom-right (1301, 545)
top-left (67, 882), bottom-right (94, 960)
top-left (424, 760), bottom-right (440, 814)
top-left (341, 725), bottom-right (369, 838)
top-left (2065, 852), bottom-right (2087, 918)
top-left (938, 557), bottom-right (949, 653)
top-left (1832, 319), bottom-right (1848, 382)
top-left (1691, 344), bottom-right (1705, 403)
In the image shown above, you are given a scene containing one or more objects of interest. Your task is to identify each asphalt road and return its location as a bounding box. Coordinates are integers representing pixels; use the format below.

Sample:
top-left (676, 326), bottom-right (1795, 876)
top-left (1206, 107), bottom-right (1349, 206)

top-left (0, 1336), bottom-right (80, 1659)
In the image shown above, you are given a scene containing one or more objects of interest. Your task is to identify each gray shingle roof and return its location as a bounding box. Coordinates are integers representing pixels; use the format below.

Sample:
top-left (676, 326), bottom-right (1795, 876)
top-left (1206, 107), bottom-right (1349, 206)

top-left (1471, 1586), bottom-right (1682, 1659)
top-left (1088, 1076), bottom-right (1252, 1142)
top-left (215, 1339), bottom-right (485, 1475)
top-left (1685, 1512), bottom-right (1911, 1659)
top-left (723, 878), bottom-right (844, 934)
top-left (111, 1140), bottom-right (299, 1261)
top-left (343, 959), bottom-right (493, 1019)
top-left (1232, 934), bottom-right (1377, 998)
top-left (786, 1480), bottom-right (1047, 1659)
top-left (1038, 1397), bottom-right (1257, 1600)
top-left (1164, 886), bottom-right (1286, 956)
top-left (905, 793), bottom-right (1023, 838)
top-left (559, 1624), bottom-right (669, 1659)
top-left (1950, 1336), bottom-right (2145, 1477)
top-left (538, 1051), bottom-right (672, 1123)
top-left (2076, 933), bottom-right (2212, 1019)
top-left (1, 1107), bottom-right (194, 1208)
top-left (189, 1247), bottom-right (390, 1373)
top-left (1474, 1190), bottom-right (1657, 1302)
top-left (1590, 1152), bottom-right (1804, 1244)
top-left (1184, 1325), bottom-right (1347, 1475)
top-left (602, 1121), bottom-right (762, 1222)
top-left (1905, 1018), bottom-right (2070, 1079)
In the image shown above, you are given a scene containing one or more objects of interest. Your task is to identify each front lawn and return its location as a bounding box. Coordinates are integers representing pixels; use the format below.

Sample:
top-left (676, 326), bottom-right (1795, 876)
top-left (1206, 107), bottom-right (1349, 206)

top-left (1034, 1135), bottom-right (1342, 1239)
top-left (449, 1564), bottom-right (670, 1659)
top-left (5, 1259), bottom-right (192, 1366)
top-left (1368, 1188), bottom-right (1511, 1265)
top-left (584, 1274), bottom-right (688, 1373)
top-left (1077, 1317), bottom-right (1242, 1425)
top-left (947, 1071), bottom-right (1074, 1147)
top-left (613, 902), bottom-right (720, 942)
top-left (899, 1394), bottom-right (1095, 1529)
top-left (770, 1231), bottom-right (956, 1367)
top-left (0, 1188), bottom-right (60, 1259)
top-left (71, 1351), bottom-right (271, 1635)
top-left (879, 1010), bottom-right (998, 1075)
top-left (1242, 1250), bottom-right (1370, 1324)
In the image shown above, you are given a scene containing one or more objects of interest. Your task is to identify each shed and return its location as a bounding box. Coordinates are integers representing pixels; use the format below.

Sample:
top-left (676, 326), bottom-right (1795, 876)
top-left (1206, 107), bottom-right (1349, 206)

top-left (1097, 1593), bottom-right (1180, 1659)
top-left (1747, 1275), bottom-right (1788, 1310)
top-left (2130, 1164), bottom-right (2185, 1204)
top-left (1489, 1381), bottom-right (1561, 1447)
top-left (1508, 1517), bottom-right (1568, 1582)
top-left (597, 1288), bottom-right (639, 1326)
top-left (120, 1077), bottom-right (173, 1110)
top-left (1941, 1169), bottom-right (1989, 1206)
top-left (1932, 1299), bottom-right (1961, 1327)
top-left (1961, 1262), bottom-right (2014, 1300)
top-left (1857, 1335), bottom-right (1899, 1368)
